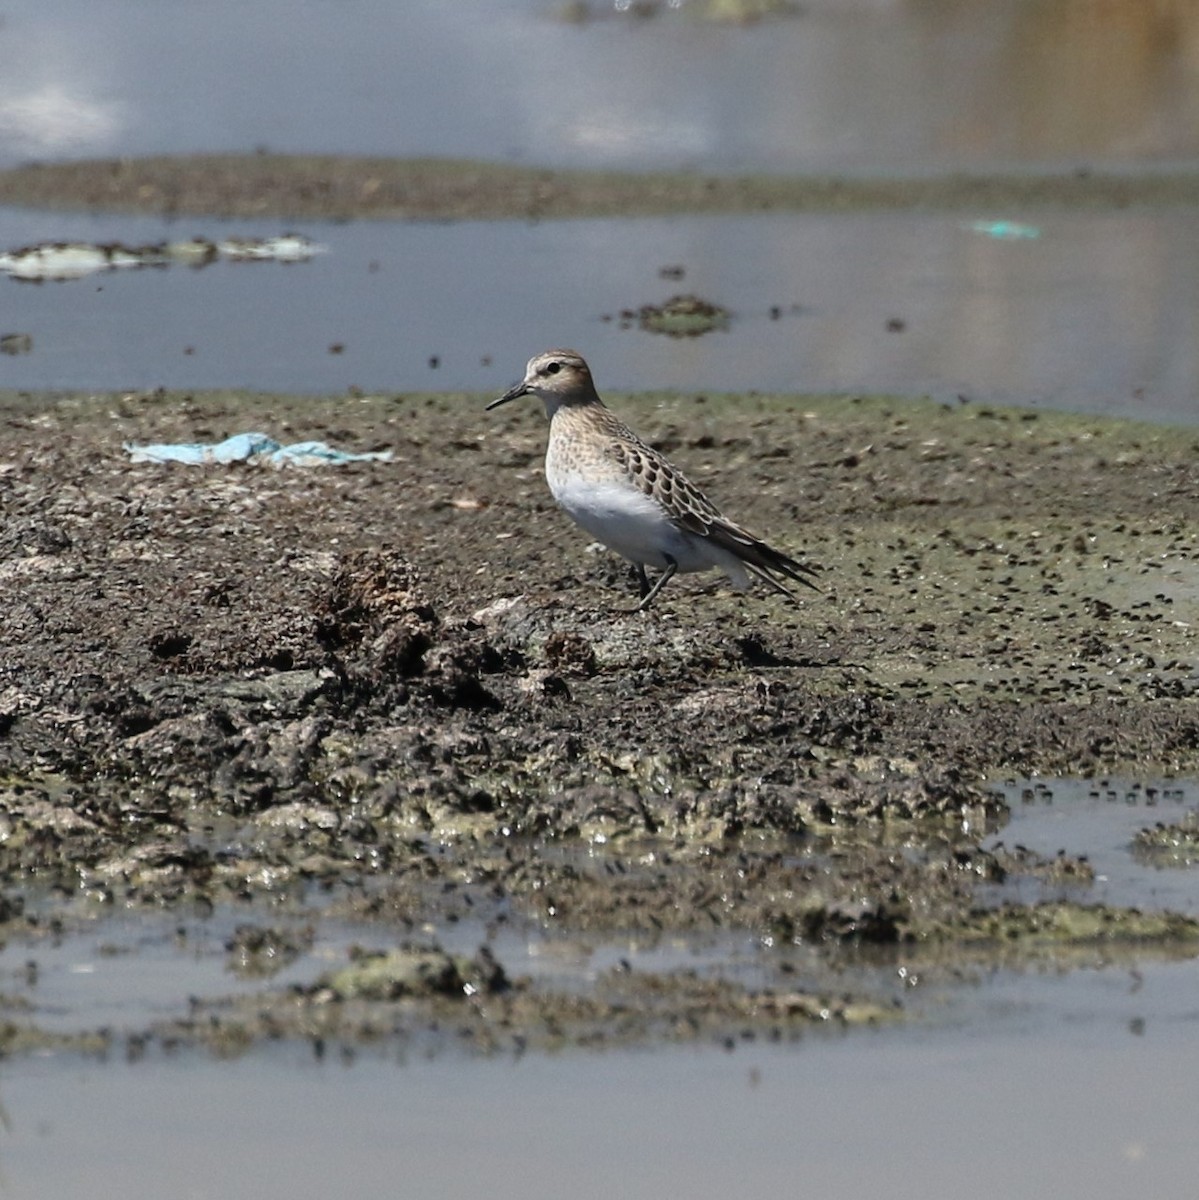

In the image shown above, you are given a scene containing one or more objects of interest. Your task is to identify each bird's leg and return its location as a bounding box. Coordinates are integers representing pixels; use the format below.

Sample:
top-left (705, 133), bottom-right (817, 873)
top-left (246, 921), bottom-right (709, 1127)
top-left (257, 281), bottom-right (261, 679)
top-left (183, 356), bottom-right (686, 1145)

top-left (634, 562), bottom-right (651, 599)
top-left (634, 556), bottom-right (678, 612)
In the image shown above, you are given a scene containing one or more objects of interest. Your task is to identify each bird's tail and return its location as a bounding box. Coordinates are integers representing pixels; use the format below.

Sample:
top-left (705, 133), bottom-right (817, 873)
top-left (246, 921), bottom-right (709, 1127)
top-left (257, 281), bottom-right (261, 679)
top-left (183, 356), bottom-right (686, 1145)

top-left (712, 522), bottom-right (823, 603)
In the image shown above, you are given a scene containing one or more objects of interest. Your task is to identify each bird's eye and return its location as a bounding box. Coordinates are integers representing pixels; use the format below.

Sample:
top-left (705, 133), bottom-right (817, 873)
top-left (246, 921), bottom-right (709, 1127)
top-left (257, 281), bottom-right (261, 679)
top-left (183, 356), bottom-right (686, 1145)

top-left (545, 361), bottom-right (561, 375)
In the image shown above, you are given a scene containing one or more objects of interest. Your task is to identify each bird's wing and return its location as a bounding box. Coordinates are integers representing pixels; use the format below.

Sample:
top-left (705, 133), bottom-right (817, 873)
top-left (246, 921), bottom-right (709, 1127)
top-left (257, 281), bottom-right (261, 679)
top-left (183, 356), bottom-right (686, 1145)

top-left (608, 434), bottom-right (822, 591)
top-left (608, 436), bottom-right (725, 529)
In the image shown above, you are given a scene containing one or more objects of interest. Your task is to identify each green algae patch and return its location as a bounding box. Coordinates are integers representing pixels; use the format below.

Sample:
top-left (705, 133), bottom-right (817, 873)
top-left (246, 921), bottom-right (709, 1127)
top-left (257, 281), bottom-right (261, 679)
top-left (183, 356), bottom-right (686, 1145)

top-left (325, 950), bottom-right (461, 1001)
top-left (1133, 812), bottom-right (1199, 868)
top-left (323, 947), bottom-right (509, 1002)
top-left (636, 294), bottom-right (731, 338)
top-left (0, 1019), bottom-right (111, 1059)
top-left (3, 155), bottom-right (1199, 220)
top-left (919, 902), bottom-right (1199, 947)
top-left (139, 957), bottom-right (897, 1060)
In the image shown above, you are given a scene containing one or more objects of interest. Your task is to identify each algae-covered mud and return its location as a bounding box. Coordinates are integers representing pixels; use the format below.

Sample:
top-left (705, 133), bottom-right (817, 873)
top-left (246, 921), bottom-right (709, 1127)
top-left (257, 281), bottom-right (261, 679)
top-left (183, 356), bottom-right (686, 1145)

top-left (0, 387), bottom-right (1197, 1057)
top-left (3, 155), bottom-right (1199, 220)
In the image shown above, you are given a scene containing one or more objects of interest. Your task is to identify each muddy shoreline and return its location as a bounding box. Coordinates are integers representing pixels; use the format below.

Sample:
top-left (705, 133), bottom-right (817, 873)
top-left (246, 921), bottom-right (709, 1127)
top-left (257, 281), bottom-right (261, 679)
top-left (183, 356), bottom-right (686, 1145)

top-left (3, 155), bottom-right (1199, 220)
top-left (1, 384), bottom-right (1196, 1057)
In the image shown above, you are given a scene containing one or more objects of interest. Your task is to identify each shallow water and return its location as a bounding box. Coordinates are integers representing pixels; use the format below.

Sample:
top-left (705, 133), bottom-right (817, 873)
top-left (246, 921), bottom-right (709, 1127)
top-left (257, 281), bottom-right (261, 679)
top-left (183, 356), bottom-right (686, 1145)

top-left (3, 780), bottom-right (1199, 1198)
top-left (3, 206), bottom-right (1198, 423)
top-left (2, 1), bottom-right (1196, 422)
top-left (4, 957), bottom-right (1199, 1200)
top-left (986, 779), bottom-right (1199, 912)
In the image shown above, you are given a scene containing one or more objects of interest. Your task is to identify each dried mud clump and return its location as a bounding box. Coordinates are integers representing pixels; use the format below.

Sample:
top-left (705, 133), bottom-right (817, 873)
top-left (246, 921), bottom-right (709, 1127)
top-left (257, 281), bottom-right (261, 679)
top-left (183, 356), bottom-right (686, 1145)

top-left (316, 549), bottom-right (503, 712)
top-left (317, 549), bottom-right (435, 666)
top-left (316, 549), bottom-right (438, 690)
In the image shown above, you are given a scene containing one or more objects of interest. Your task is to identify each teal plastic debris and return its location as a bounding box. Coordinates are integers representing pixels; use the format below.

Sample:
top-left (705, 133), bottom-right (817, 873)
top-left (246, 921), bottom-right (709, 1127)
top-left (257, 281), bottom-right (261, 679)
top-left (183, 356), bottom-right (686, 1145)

top-left (966, 220), bottom-right (1041, 240)
top-left (124, 432), bottom-right (392, 467)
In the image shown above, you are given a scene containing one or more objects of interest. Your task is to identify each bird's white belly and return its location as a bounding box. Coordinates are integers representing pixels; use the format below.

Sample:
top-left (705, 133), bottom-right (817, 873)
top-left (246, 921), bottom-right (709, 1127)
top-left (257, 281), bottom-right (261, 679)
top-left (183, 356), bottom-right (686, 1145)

top-left (550, 475), bottom-right (721, 574)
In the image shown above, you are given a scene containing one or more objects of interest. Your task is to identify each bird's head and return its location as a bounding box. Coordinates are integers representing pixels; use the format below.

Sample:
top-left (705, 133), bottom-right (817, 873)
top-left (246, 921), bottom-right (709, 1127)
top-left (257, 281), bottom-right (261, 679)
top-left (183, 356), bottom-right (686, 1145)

top-left (487, 349), bottom-right (599, 417)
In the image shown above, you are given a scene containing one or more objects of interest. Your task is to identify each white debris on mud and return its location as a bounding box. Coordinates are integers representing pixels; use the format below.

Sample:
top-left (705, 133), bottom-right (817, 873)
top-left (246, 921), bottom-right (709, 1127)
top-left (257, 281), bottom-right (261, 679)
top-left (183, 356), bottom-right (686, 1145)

top-left (0, 233), bottom-right (324, 281)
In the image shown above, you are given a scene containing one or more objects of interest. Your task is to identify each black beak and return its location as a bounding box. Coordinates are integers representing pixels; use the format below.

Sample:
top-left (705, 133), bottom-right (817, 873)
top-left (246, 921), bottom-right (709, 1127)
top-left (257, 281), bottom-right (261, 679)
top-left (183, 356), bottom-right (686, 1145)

top-left (486, 381), bottom-right (530, 411)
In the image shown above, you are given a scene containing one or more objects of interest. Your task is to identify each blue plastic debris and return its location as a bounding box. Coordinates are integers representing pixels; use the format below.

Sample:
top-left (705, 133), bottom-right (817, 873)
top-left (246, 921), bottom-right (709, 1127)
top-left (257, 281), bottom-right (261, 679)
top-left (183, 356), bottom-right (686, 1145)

top-left (124, 432), bottom-right (392, 467)
top-left (966, 220), bottom-right (1041, 240)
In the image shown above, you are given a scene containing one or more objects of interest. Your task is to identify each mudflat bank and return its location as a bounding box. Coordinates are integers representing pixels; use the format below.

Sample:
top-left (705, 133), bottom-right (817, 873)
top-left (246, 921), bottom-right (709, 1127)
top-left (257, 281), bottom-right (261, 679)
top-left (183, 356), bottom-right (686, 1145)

top-left (2, 154), bottom-right (1199, 220)
top-left (0, 386), bottom-right (1196, 1055)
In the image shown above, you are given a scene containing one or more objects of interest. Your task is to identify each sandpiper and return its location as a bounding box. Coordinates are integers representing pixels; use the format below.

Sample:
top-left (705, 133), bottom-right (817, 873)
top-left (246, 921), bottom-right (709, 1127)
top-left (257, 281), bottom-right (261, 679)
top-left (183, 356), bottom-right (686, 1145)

top-left (488, 349), bottom-right (821, 609)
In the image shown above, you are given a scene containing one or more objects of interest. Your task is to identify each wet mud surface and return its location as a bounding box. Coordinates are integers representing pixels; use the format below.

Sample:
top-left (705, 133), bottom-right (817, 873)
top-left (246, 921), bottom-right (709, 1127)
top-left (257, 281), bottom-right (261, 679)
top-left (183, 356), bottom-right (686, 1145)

top-left (1, 384), bottom-right (1197, 1058)
top-left (3, 155), bottom-right (1199, 220)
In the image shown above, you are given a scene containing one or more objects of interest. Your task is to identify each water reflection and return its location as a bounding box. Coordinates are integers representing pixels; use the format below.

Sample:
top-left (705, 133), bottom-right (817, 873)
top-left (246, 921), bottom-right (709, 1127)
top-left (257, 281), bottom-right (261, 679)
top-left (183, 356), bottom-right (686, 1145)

top-left (992, 0), bottom-right (1199, 160)
top-left (0, 0), bottom-right (1197, 171)
top-left (0, 83), bottom-right (124, 157)
top-left (0, 5), bottom-right (126, 156)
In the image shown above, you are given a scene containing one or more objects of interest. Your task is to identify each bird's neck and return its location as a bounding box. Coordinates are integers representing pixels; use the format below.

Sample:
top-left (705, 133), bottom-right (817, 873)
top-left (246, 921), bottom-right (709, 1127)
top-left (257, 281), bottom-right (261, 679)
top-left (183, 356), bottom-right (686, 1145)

top-left (544, 394), bottom-right (604, 421)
